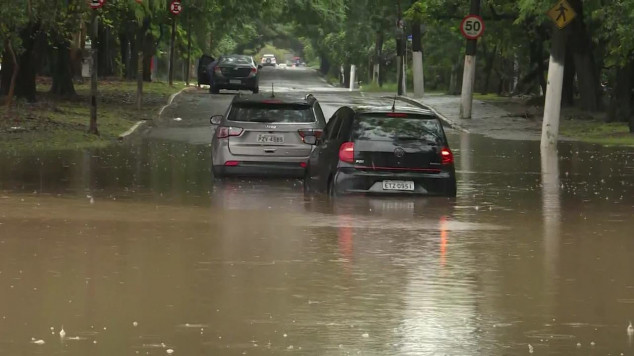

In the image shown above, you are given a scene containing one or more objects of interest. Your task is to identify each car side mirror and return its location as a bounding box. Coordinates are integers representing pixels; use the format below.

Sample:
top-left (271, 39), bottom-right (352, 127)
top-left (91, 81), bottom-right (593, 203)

top-left (303, 136), bottom-right (317, 145)
top-left (258, 64), bottom-right (263, 70)
top-left (210, 115), bottom-right (222, 125)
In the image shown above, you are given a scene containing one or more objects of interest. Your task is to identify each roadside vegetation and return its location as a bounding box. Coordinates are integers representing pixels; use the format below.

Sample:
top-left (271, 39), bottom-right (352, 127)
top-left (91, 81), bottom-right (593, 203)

top-left (0, 80), bottom-right (184, 152)
top-left (0, 0), bottom-right (632, 151)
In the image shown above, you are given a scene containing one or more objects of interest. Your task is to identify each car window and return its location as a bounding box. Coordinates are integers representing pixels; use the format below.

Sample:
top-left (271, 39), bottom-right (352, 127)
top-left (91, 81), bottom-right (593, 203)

top-left (220, 56), bottom-right (252, 65)
top-left (353, 114), bottom-right (444, 143)
top-left (228, 103), bottom-right (316, 123)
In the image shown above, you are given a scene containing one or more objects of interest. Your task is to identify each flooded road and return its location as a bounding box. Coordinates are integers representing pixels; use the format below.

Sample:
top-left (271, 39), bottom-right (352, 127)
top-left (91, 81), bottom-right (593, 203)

top-left (1, 68), bottom-right (634, 355)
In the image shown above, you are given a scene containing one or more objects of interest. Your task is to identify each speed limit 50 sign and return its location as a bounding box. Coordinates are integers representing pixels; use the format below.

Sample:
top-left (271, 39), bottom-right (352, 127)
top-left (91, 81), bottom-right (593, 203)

top-left (460, 15), bottom-right (485, 40)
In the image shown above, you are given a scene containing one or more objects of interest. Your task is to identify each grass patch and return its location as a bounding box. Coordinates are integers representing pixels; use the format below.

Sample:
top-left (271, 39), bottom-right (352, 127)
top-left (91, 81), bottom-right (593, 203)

top-left (560, 119), bottom-right (634, 146)
top-left (0, 78), bottom-right (185, 152)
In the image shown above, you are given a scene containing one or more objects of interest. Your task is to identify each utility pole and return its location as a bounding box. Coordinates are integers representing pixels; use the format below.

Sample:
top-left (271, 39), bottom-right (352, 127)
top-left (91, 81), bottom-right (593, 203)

top-left (88, 10), bottom-right (99, 135)
top-left (459, 0), bottom-right (482, 119)
top-left (168, 15), bottom-right (177, 86)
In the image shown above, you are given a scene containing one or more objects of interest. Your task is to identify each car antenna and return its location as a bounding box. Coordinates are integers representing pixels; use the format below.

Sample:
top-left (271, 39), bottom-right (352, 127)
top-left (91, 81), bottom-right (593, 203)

top-left (271, 83), bottom-right (275, 98)
top-left (391, 95), bottom-right (397, 112)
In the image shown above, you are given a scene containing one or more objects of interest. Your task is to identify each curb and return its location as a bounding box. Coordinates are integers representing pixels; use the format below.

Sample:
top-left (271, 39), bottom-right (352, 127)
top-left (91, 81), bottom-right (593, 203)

top-left (391, 96), bottom-right (470, 133)
top-left (118, 86), bottom-right (190, 141)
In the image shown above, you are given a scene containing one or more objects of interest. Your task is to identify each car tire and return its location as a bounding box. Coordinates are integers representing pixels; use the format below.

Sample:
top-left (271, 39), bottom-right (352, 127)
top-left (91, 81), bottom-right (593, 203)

top-left (327, 176), bottom-right (338, 198)
top-left (212, 165), bottom-right (224, 179)
top-left (210, 86), bottom-right (220, 94)
top-left (252, 87), bottom-right (259, 94)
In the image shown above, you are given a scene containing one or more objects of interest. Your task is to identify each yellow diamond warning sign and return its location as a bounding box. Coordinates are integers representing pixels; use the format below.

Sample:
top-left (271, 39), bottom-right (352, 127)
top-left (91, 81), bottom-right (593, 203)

top-left (547, 0), bottom-right (577, 29)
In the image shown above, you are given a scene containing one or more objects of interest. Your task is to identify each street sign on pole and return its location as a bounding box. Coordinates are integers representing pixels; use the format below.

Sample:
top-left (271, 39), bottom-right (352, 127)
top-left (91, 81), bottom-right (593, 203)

top-left (89, 0), bottom-right (105, 9)
top-left (460, 15), bottom-right (485, 40)
top-left (546, 0), bottom-right (576, 29)
top-left (169, 1), bottom-right (182, 15)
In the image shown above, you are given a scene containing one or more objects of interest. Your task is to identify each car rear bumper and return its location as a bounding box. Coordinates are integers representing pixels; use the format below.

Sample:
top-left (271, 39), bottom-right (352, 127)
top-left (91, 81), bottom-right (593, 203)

top-left (212, 77), bottom-right (258, 90)
top-left (214, 161), bottom-right (306, 178)
top-left (333, 167), bottom-right (456, 196)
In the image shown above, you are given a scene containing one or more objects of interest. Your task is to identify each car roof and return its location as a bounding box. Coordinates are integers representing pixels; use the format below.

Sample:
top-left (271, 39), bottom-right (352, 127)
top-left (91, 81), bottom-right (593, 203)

top-left (232, 93), bottom-right (317, 105)
top-left (351, 105), bottom-right (437, 118)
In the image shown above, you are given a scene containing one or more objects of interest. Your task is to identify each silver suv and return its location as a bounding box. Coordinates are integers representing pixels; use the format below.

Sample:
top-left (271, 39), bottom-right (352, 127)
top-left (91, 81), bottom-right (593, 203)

top-left (210, 93), bottom-right (326, 178)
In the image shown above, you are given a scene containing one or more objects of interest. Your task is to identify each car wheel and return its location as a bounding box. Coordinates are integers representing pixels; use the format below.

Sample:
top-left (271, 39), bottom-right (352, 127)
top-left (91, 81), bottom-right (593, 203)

top-left (210, 86), bottom-right (219, 94)
top-left (252, 87), bottom-right (259, 94)
top-left (212, 165), bottom-right (224, 179)
top-left (327, 176), bottom-right (338, 198)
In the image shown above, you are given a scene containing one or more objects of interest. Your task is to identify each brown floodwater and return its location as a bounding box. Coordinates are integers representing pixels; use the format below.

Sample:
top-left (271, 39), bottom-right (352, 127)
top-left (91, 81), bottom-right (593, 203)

top-left (0, 132), bottom-right (633, 355)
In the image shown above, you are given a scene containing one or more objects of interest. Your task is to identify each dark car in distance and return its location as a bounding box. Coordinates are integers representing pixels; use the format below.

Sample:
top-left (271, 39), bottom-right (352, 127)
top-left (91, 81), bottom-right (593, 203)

top-left (210, 55), bottom-right (261, 94)
top-left (303, 106), bottom-right (457, 197)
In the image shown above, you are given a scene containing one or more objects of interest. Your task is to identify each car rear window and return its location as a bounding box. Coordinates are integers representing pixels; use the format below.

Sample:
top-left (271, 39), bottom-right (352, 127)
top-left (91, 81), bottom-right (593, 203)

top-left (353, 114), bottom-right (444, 142)
top-left (228, 103), bottom-right (316, 123)
top-left (220, 56), bottom-right (252, 65)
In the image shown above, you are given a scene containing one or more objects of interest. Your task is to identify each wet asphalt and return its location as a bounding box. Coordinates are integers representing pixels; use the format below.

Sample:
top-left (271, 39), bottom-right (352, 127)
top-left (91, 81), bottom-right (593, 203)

top-left (0, 67), bottom-right (633, 355)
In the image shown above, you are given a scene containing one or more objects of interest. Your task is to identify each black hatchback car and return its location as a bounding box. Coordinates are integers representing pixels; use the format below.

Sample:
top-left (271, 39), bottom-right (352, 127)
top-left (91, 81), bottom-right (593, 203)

top-left (303, 106), bottom-right (457, 197)
top-left (210, 55), bottom-right (261, 94)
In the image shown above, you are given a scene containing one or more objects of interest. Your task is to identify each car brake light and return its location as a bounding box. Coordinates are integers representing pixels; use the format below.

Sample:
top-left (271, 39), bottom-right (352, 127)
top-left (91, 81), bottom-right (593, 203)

top-left (214, 67), bottom-right (222, 73)
top-left (224, 161), bottom-right (239, 166)
top-left (387, 113), bottom-right (408, 117)
top-left (300, 162), bottom-right (307, 168)
top-left (441, 147), bottom-right (454, 165)
top-left (216, 126), bottom-right (243, 139)
top-left (339, 142), bottom-right (355, 163)
top-left (298, 129), bottom-right (323, 139)
top-left (262, 99), bottom-right (282, 104)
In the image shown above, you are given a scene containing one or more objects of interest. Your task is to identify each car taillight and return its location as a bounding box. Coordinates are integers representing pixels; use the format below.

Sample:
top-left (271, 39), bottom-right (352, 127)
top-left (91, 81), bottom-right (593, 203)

top-left (216, 126), bottom-right (243, 139)
top-left (441, 147), bottom-right (454, 165)
top-left (339, 142), bottom-right (355, 163)
top-left (298, 129), bottom-right (323, 140)
top-left (249, 67), bottom-right (257, 77)
top-left (387, 112), bottom-right (408, 117)
top-left (224, 161), bottom-right (240, 166)
top-left (214, 67), bottom-right (222, 74)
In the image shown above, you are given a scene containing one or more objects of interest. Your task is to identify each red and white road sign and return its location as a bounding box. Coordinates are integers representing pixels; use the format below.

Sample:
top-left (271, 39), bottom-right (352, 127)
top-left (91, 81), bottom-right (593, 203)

top-left (460, 15), bottom-right (485, 40)
top-left (169, 1), bottom-right (182, 15)
top-left (89, 0), bottom-right (105, 9)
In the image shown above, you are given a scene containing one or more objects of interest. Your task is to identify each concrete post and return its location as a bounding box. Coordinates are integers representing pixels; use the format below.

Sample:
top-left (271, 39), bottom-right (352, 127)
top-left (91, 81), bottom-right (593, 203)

top-left (541, 27), bottom-right (567, 149)
top-left (459, 55), bottom-right (476, 119)
top-left (349, 65), bottom-right (356, 91)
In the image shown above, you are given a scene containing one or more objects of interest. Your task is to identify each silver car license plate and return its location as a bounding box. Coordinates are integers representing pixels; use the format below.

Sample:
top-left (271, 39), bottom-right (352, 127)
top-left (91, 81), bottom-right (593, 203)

top-left (382, 180), bottom-right (414, 191)
top-left (230, 79), bottom-right (241, 84)
top-left (257, 134), bottom-right (284, 143)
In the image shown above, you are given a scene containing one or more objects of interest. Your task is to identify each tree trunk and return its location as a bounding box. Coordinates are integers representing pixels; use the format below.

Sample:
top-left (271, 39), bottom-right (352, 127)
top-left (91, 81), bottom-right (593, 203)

top-left (143, 32), bottom-right (154, 82)
top-left (374, 31), bottom-right (383, 85)
top-left (50, 40), bottom-right (76, 97)
top-left (186, 15), bottom-right (191, 86)
top-left (481, 43), bottom-right (496, 95)
top-left (4, 40), bottom-right (19, 108)
top-left (448, 54), bottom-right (462, 95)
top-left (562, 46), bottom-right (575, 106)
top-left (607, 62), bottom-right (632, 129)
top-left (568, 0), bottom-right (601, 111)
top-left (0, 23), bottom-right (40, 102)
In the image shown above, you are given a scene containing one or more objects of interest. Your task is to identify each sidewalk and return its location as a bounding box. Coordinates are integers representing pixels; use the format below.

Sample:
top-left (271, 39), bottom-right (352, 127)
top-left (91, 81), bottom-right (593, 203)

top-left (396, 94), bottom-right (544, 141)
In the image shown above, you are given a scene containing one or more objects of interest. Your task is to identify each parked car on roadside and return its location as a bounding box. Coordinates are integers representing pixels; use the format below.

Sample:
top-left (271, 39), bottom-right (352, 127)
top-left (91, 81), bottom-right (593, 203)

top-left (210, 93), bottom-right (327, 178)
top-left (210, 55), bottom-right (261, 94)
top-left (261, 54), bottom-right (277, 67)
top-left (197, 54), bottom-right (215, 86)
top-left (303, 105), bottom-right (457, 197)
